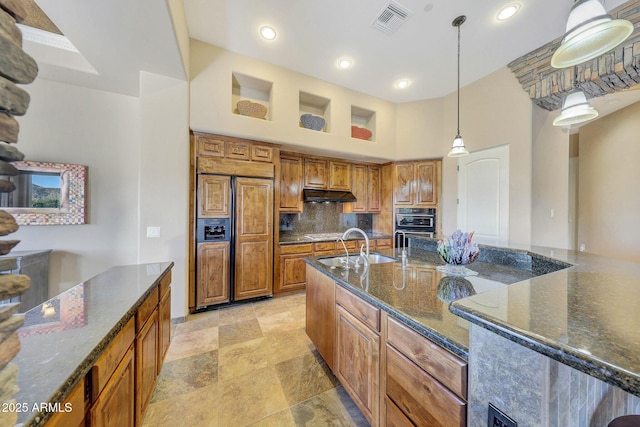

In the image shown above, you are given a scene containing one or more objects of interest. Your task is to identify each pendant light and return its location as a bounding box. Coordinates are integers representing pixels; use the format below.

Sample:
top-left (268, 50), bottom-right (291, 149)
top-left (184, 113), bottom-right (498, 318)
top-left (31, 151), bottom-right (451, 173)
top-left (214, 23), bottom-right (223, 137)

top-left (448, 15), bottom-right (469, 158)
top-left (553, 67), bottom-right (599, 126)
top-left (551, 0), bottom-right (633, 69)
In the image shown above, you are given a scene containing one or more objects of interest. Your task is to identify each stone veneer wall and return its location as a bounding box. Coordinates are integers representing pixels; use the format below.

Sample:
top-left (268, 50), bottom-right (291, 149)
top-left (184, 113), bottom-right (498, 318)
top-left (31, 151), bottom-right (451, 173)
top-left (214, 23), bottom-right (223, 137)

top-left (508, 0), bottom-right (640, 111)
top-left (0, 0), bottom-right (38, 425)
top-left (468, 323), bottom-right (640, 427)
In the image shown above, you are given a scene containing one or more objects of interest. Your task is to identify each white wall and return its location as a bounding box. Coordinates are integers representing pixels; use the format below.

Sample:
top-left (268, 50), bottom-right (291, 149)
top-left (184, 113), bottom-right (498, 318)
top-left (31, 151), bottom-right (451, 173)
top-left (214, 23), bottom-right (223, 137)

top-left (190, 40), bottom-right (396, 163)
top-left (138, 71), bottom-right (190, 318)
top-left (13, 79), bottom-right (141, 295)
top-left (531, 105), bottom-right (571, 248)
top-left (578, 101), bottom-right (640, 263)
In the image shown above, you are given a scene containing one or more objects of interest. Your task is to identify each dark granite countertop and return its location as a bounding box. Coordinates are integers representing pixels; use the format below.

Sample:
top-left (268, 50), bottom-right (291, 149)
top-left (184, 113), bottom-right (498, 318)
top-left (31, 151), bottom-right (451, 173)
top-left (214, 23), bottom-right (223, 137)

top-left (12, 261), bottom-right (174, 426)
top-left (304, 245), bottom-right (550, 360)
top-left (280, 232), bottom-right (393, 245)
top-left (449, 245), bottom-right (640, 398)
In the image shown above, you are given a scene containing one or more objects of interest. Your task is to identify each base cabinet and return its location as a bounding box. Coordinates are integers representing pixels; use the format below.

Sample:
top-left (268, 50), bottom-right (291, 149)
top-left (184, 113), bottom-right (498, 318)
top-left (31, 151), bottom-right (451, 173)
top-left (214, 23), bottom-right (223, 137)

top-left (335, 304), bottom-right (380, 425)
top-left (305, 265), bottom-right (336, 370)
top-left (90, 346), bottom-right (135, 427)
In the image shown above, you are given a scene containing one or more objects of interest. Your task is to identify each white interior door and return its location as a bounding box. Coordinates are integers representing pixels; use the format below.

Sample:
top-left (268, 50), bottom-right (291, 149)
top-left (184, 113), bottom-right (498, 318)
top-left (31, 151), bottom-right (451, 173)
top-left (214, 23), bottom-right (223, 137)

top-left (457, 145), bottom-right (509, 244)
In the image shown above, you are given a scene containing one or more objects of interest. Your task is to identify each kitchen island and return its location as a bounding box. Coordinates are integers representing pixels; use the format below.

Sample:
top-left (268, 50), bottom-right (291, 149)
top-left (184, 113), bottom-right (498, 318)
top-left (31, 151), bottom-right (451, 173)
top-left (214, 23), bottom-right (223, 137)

top-left (303, 242), bottom-right (567, 426)
top-left (305, 238), bottom-right (640, 426)
top-left (11, 261), bottom-right (173, 427)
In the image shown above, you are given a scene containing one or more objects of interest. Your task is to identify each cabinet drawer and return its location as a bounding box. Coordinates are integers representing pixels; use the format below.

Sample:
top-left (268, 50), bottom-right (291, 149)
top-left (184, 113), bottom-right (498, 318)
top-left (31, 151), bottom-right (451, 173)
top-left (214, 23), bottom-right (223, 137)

top-left (314, 241), bottom-right (337, 253)
top-left (137, 288), bottom-right (159, 332)
top-left (375, 238), bottom-right (393, 249)
top-left (385, 396), bottom-right (414, 427)
top-left (342, 240), bottom-right (357, 251)
top-left (197, 136), bottom-right (225, 158)
top-left (251, 145), bottom-right (274, 163)
top-left (386, 345), bottom-right (466, 427)
top-left (159, 270), bottom-right (172, 298)
top-left (387, 317), bottom-right (467, 399)
top-left (336, 286), bottom-right (380, 332)
top-left (91, 317), bottom-right (135, 400)
top-left (226, 140), bottom-right (250, 160)
top-left (280, 243), bottom-right (313, 255)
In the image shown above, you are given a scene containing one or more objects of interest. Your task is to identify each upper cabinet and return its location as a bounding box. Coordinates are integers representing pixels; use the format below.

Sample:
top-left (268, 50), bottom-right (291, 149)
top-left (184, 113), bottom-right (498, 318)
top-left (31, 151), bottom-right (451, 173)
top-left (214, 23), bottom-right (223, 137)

top-left (328, 161), bottom-right (351, 191)
top-left (344, 164), bottom-right (381, 213)
top-left (197, 175), bottom-right (230, 218)
top-left (393, 160), bottom-right (441, 207)
top-left (303, 158), bottom-right (328, 189)
top-left (280, 155), bottom-right (304, 213)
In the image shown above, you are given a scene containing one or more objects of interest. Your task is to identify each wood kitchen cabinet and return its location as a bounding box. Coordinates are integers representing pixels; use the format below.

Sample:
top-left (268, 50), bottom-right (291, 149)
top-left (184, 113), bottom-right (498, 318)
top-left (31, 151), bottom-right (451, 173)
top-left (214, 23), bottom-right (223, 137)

top-left (344, 164), bottom-right (381, 213)
top-left (385, 317), bottom-right (467, 427)
top-left (136, 291), bottom-right (159, 426)
top-left (303, 158), bottom-right (328, 189)
top-left (335, 286), bottom-right (380, 425)
top-left (329, 161), bottom-right (351, 191)
top-left (90, 346), bottom-right (135, 427)
top-left (393, 160), bottom-right (440, 207)
top-left (305, 265), bottom-right (336, 370)
top-left (279, 155), bottom-right (303, 213)
top-left (197, 175), bottom-right (230, 217)
top-left (196, 242), bottom-right (230, 307)
top-left (234, 177), bottom-right (273, 301)
top-left (277, 243), bottom-right (313, 293)
top-left (48, 377), bottom-right (87, 427)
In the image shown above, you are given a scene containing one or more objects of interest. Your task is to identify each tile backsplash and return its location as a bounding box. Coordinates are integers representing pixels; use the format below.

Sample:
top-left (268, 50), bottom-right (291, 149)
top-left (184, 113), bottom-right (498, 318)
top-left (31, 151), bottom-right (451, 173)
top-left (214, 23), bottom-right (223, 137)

top-left (279, 202), bottom-right (371, 234)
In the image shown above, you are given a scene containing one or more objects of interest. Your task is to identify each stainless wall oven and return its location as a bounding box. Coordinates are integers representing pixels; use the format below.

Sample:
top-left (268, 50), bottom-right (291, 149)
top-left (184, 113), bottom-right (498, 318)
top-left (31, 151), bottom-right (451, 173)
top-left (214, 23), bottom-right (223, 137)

top-left (395, 208), bottom-right (436, 246)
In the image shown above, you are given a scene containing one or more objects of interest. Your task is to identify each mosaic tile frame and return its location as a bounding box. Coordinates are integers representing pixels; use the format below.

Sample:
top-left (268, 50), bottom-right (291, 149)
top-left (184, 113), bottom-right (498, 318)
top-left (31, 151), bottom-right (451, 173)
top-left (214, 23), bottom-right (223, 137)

top-left (5, 161), bottom-right (87, 225)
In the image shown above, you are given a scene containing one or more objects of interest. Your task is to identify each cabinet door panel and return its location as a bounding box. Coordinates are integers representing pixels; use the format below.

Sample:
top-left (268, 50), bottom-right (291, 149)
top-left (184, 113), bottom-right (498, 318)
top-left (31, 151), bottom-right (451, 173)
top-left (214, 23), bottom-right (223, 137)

top-left (196, 242), bottom-right (230, 306)
top-left (235, 178), bottom-right (273, 300)
top-left (329, 161), bottom-right (351, 191)
top-left (335, 305), bottom-right (380, 424)
top-left (348, 164), bottom-right (367, 212)
top-left (367, 165), bottom-right (382, 212)
top-left (197, 175), bottom-right (230, 217)
top-left (91, 346), bottom-right (135, 427)
top-left (136, 311), bottom-right (159, 424)
top-left (280, 156), bottom-right (303, 213)
top-left (278, 253), bottom-right (311, 293)
top-left (393, 163), bottom-right (414, 205)
top-left (303, 158), bottom-right (328, 189)
top-left (415, 162), bottom-right (436, 206)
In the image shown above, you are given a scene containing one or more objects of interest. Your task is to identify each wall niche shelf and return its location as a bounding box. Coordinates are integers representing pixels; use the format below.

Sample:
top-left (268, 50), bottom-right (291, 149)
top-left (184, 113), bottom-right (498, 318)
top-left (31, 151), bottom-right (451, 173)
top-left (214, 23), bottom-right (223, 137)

top-left (299, 91), bottom-right (330, 133)
top-left (351, 105), bottom-right (376, 141)
top-left (232, 72), bottom-right (273, 121)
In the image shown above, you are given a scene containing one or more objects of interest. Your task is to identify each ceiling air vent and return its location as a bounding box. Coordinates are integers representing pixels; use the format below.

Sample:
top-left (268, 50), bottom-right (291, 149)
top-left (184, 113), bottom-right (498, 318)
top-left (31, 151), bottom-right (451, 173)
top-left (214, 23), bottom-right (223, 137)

top-left (371, 1), bottom-right (413, 35)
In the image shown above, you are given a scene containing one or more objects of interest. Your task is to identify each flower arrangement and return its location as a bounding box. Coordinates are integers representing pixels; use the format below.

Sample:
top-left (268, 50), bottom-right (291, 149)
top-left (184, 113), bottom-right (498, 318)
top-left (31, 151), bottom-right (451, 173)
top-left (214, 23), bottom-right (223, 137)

top-left (437, 230), bottom-right (480, 265)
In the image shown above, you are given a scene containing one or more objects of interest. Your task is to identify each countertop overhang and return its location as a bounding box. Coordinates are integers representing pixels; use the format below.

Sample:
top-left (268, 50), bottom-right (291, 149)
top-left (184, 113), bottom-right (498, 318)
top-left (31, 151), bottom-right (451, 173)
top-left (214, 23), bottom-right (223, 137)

top-left (449, 246), bottom-right (640, 398)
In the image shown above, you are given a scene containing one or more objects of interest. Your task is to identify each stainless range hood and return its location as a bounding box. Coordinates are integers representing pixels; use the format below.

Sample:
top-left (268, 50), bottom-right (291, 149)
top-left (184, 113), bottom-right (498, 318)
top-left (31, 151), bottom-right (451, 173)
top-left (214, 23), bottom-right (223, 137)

top-left (303, 189), bottom-right (357, 203)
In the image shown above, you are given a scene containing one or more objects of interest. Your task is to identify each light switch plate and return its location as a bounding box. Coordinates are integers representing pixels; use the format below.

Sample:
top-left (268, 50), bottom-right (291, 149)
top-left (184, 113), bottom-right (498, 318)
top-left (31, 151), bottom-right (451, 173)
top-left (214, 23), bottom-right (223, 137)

top-left (146, 226), bottom-right (161, 238)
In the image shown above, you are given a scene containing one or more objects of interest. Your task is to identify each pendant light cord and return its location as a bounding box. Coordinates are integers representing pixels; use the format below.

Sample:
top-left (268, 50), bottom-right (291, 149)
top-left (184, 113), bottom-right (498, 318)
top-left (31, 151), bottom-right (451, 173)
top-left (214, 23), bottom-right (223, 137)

top-left (456, 22), bottom-right (461, 137)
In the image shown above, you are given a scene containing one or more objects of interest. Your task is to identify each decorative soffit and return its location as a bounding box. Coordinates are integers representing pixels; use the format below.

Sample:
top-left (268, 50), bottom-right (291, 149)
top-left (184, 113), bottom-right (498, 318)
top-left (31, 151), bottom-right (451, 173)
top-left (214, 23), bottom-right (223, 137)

top-left (508, 0), bottom-right (640, 111)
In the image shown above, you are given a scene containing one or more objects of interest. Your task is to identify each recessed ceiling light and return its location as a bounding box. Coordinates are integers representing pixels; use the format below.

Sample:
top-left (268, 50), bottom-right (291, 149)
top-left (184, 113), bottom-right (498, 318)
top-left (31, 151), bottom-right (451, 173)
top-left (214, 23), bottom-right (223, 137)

top-left (395, 79), bottom-right (411, 89)
top-left (497, 4), bottom-right (520, 21)
top-left (337, 57), bottom-right (353, 69)
top-left (260, 26), bottom-right (277, 40)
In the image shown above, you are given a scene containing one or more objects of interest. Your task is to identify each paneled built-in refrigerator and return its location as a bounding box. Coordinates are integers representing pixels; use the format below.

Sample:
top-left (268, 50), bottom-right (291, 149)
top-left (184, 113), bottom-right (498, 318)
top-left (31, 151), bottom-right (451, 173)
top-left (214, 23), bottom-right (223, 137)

top-left (195, 174), bottom-right (273, 309)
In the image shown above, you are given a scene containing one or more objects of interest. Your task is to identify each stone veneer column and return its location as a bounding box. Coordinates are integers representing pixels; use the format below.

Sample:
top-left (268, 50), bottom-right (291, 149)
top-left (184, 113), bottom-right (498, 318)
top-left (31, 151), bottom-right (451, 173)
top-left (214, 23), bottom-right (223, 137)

top-left (0, 0), bottom-right (38, 425)
top-left (468, 323), bottom-right (640, 427)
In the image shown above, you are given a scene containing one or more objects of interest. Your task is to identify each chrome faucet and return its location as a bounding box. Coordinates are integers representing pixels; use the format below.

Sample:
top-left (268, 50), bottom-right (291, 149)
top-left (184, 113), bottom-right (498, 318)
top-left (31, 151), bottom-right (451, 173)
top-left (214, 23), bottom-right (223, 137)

top-left (337, 238), bottom-right (350, 269)
top-left (342, 228), bottom-right (369, 267)
top-left (394, 230), bottom-right (408, 266)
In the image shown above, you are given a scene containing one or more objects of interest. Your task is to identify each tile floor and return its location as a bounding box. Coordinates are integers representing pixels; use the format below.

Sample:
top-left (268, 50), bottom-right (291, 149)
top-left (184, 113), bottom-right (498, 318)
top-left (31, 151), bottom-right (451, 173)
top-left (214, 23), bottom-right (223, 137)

top-left (142, 292), bottom-right (369, 427)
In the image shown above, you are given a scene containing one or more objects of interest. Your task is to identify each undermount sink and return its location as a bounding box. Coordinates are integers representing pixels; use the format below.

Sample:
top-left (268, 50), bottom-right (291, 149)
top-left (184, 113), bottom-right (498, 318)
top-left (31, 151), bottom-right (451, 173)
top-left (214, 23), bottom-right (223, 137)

top-left (317, 253), bottom-right (397, 268)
